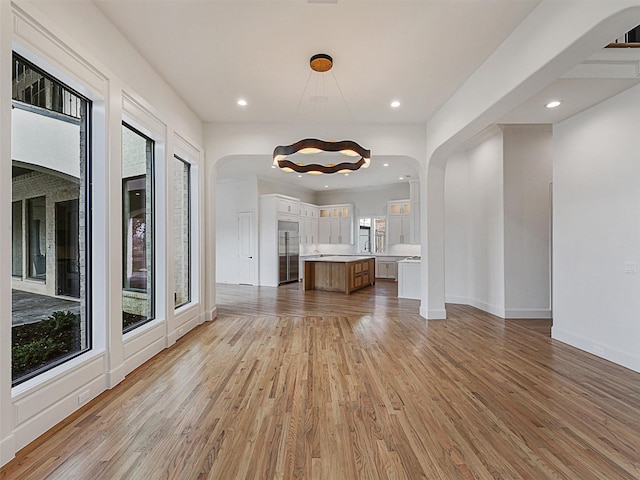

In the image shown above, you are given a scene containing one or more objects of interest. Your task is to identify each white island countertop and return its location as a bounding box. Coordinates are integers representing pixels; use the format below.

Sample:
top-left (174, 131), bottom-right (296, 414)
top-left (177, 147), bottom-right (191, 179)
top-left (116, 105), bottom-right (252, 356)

top-left (398, 256), bottom-right (421, 263)
top-left (303, 255), bottom-right (375, 263)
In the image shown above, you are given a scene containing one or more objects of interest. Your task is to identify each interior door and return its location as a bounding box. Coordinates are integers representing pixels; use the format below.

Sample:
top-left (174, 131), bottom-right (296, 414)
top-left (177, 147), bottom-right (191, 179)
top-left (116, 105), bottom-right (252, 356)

top-left (238, 210), bottom-right (255, 285)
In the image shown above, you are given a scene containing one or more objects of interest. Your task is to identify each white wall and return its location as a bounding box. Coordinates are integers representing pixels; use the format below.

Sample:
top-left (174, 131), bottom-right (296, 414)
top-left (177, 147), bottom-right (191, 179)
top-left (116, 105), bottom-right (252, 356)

top-left (1, 0), bottom-right (205, 465)
top-left (425, 2), bottom-right (640, 322)
top-left (444, 152), bottom-right (470, 304)
top-left (257, 178), bottom-right (315, 204)
top-left (216, 177), bottom-right (259, 284)
top-left (503, 125), bottom-right (552, 318)
top-left (553, 83), bottom-right (640, 373)
top-left (444, 130), bottom-right (506, 316)
top-left (467, 132), bottom-right (506, 317)
top-left (444, 126), bottom-right (553, 319)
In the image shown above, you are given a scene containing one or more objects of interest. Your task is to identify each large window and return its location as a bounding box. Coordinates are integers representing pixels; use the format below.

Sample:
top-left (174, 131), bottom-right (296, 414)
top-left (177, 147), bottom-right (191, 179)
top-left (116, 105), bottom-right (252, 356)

top-left (11, 53), bottom-right (91, 385)
top-left (173, 156), bottom-right (191, 308)
top-left (358, 217), bottom-right (386, 254)
top-left (122, 123), bottom-right (155, 333)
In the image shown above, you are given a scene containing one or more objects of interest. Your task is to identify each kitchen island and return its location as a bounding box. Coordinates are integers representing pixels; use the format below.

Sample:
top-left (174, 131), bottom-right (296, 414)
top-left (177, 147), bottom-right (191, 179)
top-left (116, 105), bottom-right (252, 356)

top-left (303, 256), bottom-right (375, 294)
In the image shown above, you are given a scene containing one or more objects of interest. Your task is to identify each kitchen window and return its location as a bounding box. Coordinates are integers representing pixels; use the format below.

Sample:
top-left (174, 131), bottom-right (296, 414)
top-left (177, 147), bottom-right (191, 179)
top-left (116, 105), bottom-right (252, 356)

top-left (358, 217), bottom-right (386, 254)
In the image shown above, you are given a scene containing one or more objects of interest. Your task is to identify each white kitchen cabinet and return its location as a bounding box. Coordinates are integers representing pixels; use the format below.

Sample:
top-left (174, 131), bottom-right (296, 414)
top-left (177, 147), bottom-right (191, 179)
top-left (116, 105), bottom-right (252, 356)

top-left (398, 258), bottom-right (421, 299)
top-left (388, 200), bottom-right (410, 245)
top-left (375, 257), bottom-right (398, 280)
top-left (300, 203), bottom-right (319, 245)
top-left (277, 196), bottom-right (300, 218)
top-left (318, 204), bottom-right (353, 244)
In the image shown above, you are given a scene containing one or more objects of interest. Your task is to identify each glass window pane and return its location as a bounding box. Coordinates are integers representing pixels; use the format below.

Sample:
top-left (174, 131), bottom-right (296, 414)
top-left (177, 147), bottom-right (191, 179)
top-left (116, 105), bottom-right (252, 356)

top-left (122, 123), bottom-right (154, 333)
top-left (11, 53), bottom-right (91, 385)
top-left (358, 218), bottom-right (371, 253)
top-left (374, 217), bottom-right (386, 254)
top-left (173, 156), bottom-right (190, 308)
top-left (12, 200), bottom-right (23, 277)
top-left (27, 196), bottom-right (46, 280)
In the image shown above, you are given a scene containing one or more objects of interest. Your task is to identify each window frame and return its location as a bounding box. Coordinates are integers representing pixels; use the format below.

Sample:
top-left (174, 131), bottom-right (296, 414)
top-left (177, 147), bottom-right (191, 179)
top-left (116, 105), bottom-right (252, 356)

top-left (11, 52), bottom-right (93, 387)
top-left (173, 155), bottom-right (191, 309)
top-left (121, 121), bottom-right (156, 334)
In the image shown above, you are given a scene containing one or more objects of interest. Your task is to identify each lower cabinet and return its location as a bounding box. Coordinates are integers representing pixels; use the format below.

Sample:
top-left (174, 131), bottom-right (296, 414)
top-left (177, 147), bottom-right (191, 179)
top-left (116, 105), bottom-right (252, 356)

top-left (397, 260), bottom-right (421, 299)
top-left (375, 257), bottom-right (398, 280)
top-left (348, 258), bottom-right (374, 291)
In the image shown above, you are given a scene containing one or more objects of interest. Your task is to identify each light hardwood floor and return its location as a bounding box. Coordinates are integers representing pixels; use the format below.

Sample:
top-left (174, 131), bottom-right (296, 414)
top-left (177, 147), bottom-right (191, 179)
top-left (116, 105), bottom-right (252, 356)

top-left (1, 281), bottom-right (639, 479)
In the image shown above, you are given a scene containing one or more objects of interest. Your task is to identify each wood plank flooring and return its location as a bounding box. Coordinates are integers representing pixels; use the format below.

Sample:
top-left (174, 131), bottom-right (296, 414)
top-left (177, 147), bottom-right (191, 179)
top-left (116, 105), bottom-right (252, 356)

top-left (1, 281), bottom-right (639, 479)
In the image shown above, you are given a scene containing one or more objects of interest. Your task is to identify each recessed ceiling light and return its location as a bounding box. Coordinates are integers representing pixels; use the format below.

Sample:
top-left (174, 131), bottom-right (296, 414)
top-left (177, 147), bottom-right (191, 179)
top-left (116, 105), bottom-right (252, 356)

top-left (297, 174), bottom-right (302, 178)
top-left (545, 100), bottom-right (562, 109)
top-left (391, 100), bottom-right (401, 108)
top-left (399, 176), bottom-right (404, 180)
top-left (344, 173), bottom-right (349, 176)
top-left (383, 163), bottom-right (389, 167)
top-left (237, 99), bottom-right (248, 106)
top-left (271, 165), bottom-right (276, 169)
top-left (324, 185), bottom-right (329, 188)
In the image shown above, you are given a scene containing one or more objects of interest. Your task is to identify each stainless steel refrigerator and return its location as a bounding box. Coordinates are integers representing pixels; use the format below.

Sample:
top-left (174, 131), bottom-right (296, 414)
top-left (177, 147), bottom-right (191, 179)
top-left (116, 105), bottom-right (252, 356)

top-left (278, 220), bottom-right (300, 284)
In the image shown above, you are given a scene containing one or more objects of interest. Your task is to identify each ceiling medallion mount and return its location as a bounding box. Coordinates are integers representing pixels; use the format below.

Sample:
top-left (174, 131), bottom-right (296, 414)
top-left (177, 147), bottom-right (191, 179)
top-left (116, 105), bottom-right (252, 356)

top-left (309, 53), bottom-right (333, 72)
top-left (273, 54), bottom-right (371, 175)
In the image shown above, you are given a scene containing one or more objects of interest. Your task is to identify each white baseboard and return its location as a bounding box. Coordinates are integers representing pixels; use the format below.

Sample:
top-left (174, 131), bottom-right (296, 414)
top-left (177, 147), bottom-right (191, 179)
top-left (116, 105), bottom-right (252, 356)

top-left (13, 375), bottom-right (105, 452)
top-left (428, 308), bottom-right (447, 320)
top-left (468, 298), bottom-right (506, 318)
top-left (0, 434), bottom-right (16, 468)
top-left (106, 364), bottom-right (126, 389)
top-left (504, 308), bottom-right (552, 319)
top-left (445, 296), bottom-right (506, 317)
top-left (420, 305), bottom-right (447, 320)
top-left (444, 298), bottom-right (552, 320)
top-left (552, 327), bottom-right (640, 373)
top-left (205, 306), bottom-right (217, 322)
top-left (445, 295), bottom-right (467, 304)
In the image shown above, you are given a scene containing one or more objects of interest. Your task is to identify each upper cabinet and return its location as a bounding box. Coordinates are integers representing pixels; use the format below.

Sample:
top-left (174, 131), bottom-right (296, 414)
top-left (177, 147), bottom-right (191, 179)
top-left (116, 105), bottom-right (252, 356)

top-left (300, 202), bottom-right (319, 245)
top-left (388, 182), bottom-right (420, 246)
top-left (318, 204), bottom-right (354, 244)
top-left (277, 196), bottom-right (301, 217)
top-left (388, 200), bottom-right (411, 245)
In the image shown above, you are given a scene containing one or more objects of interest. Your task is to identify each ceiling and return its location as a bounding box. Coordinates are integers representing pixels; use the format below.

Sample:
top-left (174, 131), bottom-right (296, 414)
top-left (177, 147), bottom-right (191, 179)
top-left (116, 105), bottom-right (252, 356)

top-left (91, 0), bottom-right (640, 191)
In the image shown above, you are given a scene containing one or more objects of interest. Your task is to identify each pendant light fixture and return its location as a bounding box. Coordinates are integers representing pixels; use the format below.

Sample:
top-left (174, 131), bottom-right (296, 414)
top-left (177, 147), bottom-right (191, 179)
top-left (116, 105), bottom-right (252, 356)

top-left (273, 54), bottom-right (371, 175)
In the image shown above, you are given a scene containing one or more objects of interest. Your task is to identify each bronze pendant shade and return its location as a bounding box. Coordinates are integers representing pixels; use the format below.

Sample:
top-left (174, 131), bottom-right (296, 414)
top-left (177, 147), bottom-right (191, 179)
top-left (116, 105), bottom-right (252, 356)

top-left (273, 138), bottom-right (371, 174)
top-left (272, 54), bottom-right (371, 175)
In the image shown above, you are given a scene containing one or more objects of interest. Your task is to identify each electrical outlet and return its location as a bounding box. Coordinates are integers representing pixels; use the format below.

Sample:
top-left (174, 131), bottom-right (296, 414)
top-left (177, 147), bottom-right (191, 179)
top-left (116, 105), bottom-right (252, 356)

top-left (624, 262), bottom-right (637, 274)
top-left (78, 390), bottom-right (91, 405)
